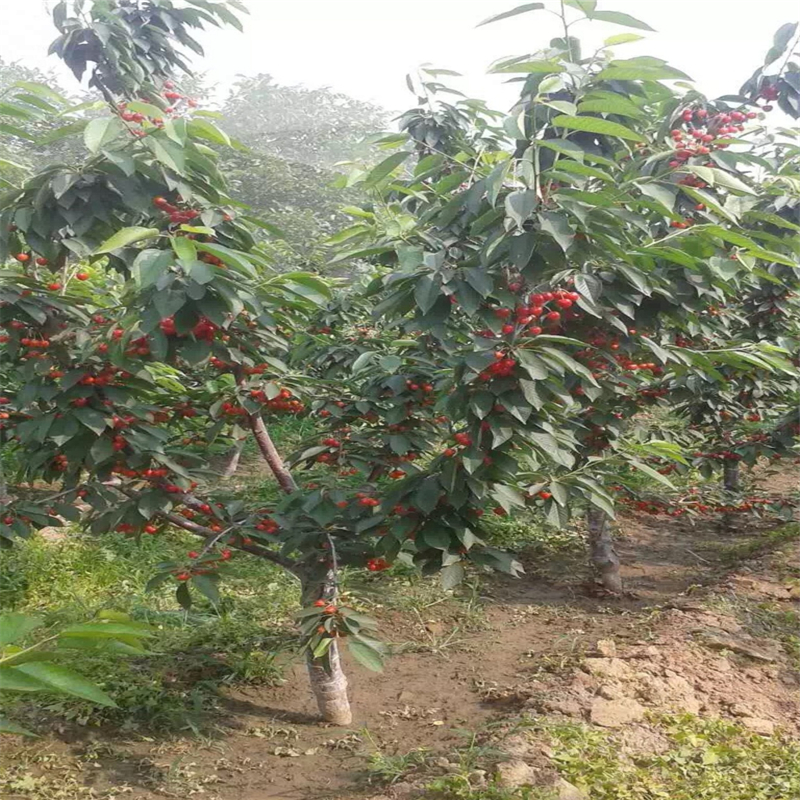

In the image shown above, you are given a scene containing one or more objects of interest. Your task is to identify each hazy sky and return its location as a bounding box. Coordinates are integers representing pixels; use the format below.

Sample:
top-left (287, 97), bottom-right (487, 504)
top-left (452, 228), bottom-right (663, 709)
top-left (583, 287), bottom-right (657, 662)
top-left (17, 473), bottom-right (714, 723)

top-left (2, 0), bottom-right (799, 112)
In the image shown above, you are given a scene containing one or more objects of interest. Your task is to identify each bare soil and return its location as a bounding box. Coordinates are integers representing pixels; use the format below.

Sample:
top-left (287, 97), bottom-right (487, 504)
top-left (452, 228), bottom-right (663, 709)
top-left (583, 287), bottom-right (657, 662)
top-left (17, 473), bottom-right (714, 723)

top-left (2, 466), bottom-right (799, 800)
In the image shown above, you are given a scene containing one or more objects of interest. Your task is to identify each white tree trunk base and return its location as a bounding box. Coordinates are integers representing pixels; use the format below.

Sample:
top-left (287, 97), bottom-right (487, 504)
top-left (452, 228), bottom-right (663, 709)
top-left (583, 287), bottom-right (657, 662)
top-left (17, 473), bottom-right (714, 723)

top-left (306, 641), bottom-right (352, 725)
top-left (588, 508), bottom-right (623, 593)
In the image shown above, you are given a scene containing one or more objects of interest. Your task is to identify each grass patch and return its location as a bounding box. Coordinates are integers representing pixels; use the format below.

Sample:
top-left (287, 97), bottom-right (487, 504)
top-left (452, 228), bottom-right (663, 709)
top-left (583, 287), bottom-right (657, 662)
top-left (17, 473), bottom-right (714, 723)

top-left (399, 714), bottom-right (800, 799)
top-left (0, 531), bottom-right (299, 733)
top-left (545, 714), bottom-right (800, 800)
top-left (707, 523), bottom-right (800, 567)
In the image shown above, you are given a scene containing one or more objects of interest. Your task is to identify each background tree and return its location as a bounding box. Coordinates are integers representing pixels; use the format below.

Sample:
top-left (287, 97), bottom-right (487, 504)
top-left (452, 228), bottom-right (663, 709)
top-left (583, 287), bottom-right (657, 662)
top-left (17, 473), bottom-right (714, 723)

top-left (220, 75), bottom-right (387, 270)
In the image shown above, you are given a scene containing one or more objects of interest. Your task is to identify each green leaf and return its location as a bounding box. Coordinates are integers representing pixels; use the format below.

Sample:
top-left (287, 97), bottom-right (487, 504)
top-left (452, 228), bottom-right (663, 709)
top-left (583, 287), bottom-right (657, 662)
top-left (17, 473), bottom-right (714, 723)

top-left (364, 151), bottom-right (411, 186)
top-left (628, 459), bottom-right (675, 488)
top-left (578, 95), bottom-right (644, 118)
top-left (150, 138), bottom-right (186, 173)
top-left (96, 227), bottom-right (160, 254)
top-left (58, 622), bottom-right (152, 639)
top-left (690, 166), bottom-right (755, 196)
top-left (564, 0), bottom-right (597, 12)
top-left (379, 355), bottom-right (402, 373)
top-left (638, 181), bottom-right (676, 211)
top-left (13, 662), bottom-right (117, 707)
top-left (0, 613), bottom-right (43, 647)
top-left (464, 267), bottom-right (494, 297)
top-left (538, 139), bottom-right (585, 162)
top-left (492, 60), bottom-right (565, 74)
top-left (414, 476), bottom-right (442, 514)
top-left (505, 190), bottom-right (538, 227)
top-left (414, 274), bottom-right (441, 314)
top-left (133, 249), bottom-right (173, 288)
top-left (491, 484), bottom-right (527, 513)
top-left (172, 235), bottom-right (197, 265)
top-left (554, 160), bottom-right (614, 182)
top-left (191, 574), bottom-right (220, 604)
top-left (312, 636), bottom-right (333, 659)
top-left (552, 115), bottom-right (644, 142)
top-left (597, 62), bottom-right (690, 82)
top-left (196, 242), bottom-right (257, 277)
top-left (188, 118), bottom-right (232, 147)
top-left (539, 211), bottom-right (575, 252)
top-left (590, 10), bottom-right (654, 31)
top-left (347, 639), bottom-right (385, 672)
top-left (540, 99), bottom-right (578, 115)
top-left (283, 273), bottom-right (332, 301)
top-left (477, 2), bottom-right (544, 26)
top-left (13, 81), bottom-right (67, 106)
top-left (604, 32), bottom-right (645, 46)
top-left (126, 101), bottom-right (164, 118)
top-left (680, 186), bottom-right (738, 224)
top-left (83, 117), bottom-right (123, 153)
top-left (72, 407), bottom-right (107, 436)
top-left (0, 123), bottom-right (35, 141)
top-left (574, 274), bottom-right (602, 304)
top-left (0, 716), bottom-right (35, 736)
top-left (0, 667), bottom-right (48, 692)
top-left (440, 562), bottom-right (465, 590)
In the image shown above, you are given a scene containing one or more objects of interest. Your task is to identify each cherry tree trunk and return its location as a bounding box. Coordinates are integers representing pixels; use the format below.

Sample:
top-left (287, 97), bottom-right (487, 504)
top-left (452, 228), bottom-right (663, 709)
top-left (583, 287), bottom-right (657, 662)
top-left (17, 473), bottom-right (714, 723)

top-left (720, 461), bottom-right (742, 532)
top-left (299, 568), bottom-right (352, 726)
top-left (587, 507), bottom-right (623, 593)
top-left (248, 414), bottom-right (298, 493)
top-left (0, 458), bottom-right (11, 506)
top-left (221, 440), bottom-right (244, 478)
top-left (723, 461), bottom-right (740, 492)
top-left (245, 412), bottom-right (351, 723)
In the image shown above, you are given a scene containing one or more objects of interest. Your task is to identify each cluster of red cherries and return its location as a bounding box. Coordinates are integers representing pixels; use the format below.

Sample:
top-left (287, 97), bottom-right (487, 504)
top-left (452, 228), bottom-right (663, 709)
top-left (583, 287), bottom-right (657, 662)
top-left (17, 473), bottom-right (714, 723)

top-left (250, 387), bottom-right (304, 414)
top-left (119, 81), bottom-right (198, 137)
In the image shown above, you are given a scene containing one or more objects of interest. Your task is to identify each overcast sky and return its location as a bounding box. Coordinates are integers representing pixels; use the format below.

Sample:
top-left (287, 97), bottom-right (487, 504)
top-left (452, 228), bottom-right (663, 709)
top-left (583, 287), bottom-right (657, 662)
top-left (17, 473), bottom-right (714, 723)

top-left (2, 0), bottom-right (799, 112)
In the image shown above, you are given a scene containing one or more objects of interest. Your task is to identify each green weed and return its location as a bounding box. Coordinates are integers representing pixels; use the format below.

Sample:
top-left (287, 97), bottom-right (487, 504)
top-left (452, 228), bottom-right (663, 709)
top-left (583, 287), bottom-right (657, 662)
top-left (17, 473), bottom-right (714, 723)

top-left (0, 531), bottom-right (298, 733)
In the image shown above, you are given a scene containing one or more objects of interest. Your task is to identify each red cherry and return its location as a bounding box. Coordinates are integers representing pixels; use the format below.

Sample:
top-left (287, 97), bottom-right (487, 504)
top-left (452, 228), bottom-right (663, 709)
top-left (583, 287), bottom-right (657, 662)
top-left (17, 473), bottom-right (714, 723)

top-left (47, 282), bottom-right (62, 291)
top-left (36, 257), bottom-right (48, 266)
top-left (545, 311), bottom-right (561, 322)
top-left (15, 253), bottom-right (29, 262)
top-left (144, 524), bottom-right (158, 534)
top-left (76, 271), bottom-right (89, 280)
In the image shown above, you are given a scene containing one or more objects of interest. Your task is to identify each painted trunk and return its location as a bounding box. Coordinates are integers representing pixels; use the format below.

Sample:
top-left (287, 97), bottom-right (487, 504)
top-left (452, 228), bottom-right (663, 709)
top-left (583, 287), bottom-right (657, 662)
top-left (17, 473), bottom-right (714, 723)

top-left (221, 440), bottom-right (244, 478)
top-left (300, 569), bottom-right (352, 725)
top-left (723, 461), bottom-right (740, 492)
top-left (587, 507), bottom-right (623, 593)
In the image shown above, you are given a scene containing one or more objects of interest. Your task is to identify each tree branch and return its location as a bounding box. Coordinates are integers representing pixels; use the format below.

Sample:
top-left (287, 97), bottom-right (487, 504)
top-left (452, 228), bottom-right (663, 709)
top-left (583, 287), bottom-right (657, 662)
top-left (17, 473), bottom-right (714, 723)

top-left (247, 412), bottom-right (299, 493)
top-left (161, 510), bottom-right (298, 572)
top-left (112, 484), bottom-right (299, 574)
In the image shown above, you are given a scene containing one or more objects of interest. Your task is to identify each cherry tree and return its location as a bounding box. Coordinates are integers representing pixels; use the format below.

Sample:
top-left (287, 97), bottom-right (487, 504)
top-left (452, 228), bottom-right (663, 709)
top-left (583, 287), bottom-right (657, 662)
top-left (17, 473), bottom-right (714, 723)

top-left (2, 0), bottom-right (799, 731)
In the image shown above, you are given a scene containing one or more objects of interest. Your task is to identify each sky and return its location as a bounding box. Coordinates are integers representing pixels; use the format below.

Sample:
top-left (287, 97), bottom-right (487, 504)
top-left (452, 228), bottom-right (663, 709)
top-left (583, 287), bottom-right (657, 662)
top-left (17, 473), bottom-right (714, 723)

top-left (1, 0), bottom-right (799, 113)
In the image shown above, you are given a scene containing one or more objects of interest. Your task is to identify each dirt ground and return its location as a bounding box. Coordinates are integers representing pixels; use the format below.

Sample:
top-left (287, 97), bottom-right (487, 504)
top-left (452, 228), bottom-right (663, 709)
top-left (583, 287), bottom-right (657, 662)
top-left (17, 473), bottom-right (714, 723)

top-left (2, 466), bottom-right (799, 800)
